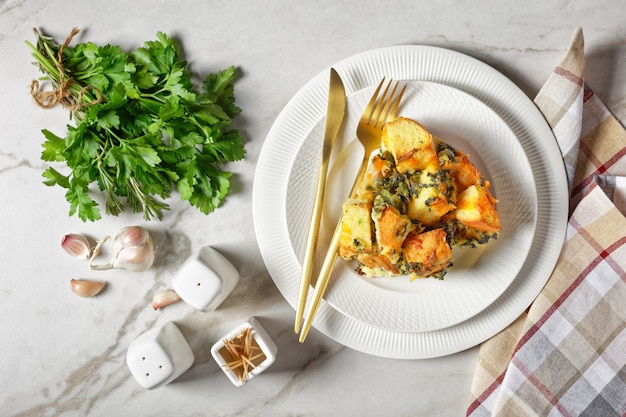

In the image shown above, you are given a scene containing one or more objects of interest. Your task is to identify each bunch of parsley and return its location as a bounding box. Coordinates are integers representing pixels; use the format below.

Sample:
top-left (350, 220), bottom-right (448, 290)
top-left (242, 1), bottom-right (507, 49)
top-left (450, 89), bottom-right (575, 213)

top-left (26, 29), bottom-right (245, 221)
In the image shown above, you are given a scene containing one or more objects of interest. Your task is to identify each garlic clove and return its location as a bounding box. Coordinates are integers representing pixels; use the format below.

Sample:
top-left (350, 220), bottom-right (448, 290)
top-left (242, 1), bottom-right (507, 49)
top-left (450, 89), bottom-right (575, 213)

top-left (90, 226), bottom-right (155, 272)
top-left (70, 279), bottom-right (106, 298)
top-left (112, 241), bottom-right (155, 272)
top-left (61, 234), bottom-right (92, 259)
top-left (152, 289), bottom-right (182, 310)
top-left (111, 226), bottom-right (155, 271)
top-left (114, 226), bottom-right (151, 249)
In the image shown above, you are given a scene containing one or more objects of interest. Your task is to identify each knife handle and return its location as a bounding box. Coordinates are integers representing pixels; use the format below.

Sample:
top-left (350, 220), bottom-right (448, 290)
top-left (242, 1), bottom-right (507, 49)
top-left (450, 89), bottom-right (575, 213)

top-left (298, 216), bottom-right (342, 343)
top-left (294, 156), bottom-right (330, 333)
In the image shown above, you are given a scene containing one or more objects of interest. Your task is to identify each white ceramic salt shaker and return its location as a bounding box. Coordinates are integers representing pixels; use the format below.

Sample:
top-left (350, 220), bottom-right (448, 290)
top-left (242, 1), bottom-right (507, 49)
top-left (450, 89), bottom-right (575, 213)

top-left (172, 245), bottom-right (239, 311)
top-left (210, 316), bottom-right (277, 387)
top-left (126, 321), bottom-right (194, 389)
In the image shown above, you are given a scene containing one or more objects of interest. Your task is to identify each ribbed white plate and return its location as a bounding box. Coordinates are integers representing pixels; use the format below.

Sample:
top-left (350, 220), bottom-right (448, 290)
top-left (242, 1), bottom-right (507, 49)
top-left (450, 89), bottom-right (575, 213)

top-left (286, 81), bottom-right (537, 333)
top-left (253, 45), bottom-right (568, 358)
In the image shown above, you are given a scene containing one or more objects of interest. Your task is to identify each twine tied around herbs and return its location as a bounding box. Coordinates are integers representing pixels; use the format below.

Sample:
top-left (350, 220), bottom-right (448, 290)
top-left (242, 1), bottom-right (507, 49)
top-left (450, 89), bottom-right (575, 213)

top-left (29, 27), bottom-right (103, 112)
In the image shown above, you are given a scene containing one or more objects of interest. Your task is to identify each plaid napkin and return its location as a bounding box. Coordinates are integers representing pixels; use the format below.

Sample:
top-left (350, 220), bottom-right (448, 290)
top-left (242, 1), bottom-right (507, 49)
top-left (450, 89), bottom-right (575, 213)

top-left (467, 28), bottom-right (626, 417)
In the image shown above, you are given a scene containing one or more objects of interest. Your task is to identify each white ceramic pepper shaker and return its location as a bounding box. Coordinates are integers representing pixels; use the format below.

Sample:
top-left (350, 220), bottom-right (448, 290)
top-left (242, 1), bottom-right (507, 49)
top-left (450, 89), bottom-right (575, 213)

top-left (172, 245), bottom-right (239, 311)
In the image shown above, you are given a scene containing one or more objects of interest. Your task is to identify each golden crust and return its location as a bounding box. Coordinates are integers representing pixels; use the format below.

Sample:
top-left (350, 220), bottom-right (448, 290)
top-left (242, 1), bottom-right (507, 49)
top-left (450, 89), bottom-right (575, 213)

top-left (381, 117), bottom-right (439, 173)
top-left (456, 182), bottom-right (501, 232)
top-left (440, 150), bottom-right (482, 193)
top-left (402, 229), bottom-right (453, 279)
top-left (374, 205), bottom-right (415, 263)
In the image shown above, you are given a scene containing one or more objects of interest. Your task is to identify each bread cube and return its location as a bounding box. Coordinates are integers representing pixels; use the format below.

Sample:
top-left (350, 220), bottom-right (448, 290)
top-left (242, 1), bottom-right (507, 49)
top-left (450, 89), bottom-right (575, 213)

top-left (439, 148), bottom-right (482, 193)
top-left (356, 252), bottom-right (399, 276)
top-left (406, 171), bottom-right (456, 225)
top-left (339, 199), bottom-right (374, 258)
top-left (382, 117), bottom-right (439, 173)
top-left (401, 229), bottom-right (453, 279)
top-left (455, 182), bottom-right (500, 232)
top-left (373, 205), bottom-right (415, 262)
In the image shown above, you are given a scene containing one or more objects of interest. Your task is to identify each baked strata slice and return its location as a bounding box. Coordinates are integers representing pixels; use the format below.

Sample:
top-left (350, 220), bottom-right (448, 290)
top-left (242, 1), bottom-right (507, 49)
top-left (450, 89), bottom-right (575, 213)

top-left (338, 117), bottom-right (500, 280)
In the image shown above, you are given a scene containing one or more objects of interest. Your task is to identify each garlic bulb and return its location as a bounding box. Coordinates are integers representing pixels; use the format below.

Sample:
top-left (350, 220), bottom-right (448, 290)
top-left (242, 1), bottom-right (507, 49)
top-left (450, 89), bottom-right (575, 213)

top-left (90, 226), bottom-right (155, 271)
top-left (61, 233), bottom-right (92, 259)
top-left (70, 279), bottom-right (106, 297)
top-left (152, 289), bottom-right (181, 310)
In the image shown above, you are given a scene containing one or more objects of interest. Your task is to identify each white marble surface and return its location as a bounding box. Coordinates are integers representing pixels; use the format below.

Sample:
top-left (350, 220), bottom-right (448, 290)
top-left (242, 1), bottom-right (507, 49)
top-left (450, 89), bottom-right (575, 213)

top-left (1, 1), bottom-right (624, 416)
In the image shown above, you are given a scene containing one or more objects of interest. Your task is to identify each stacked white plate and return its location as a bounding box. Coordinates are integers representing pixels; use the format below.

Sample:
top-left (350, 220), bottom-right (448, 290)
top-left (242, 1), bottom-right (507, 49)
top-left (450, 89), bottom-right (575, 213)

top-left (253, 45), bottom-right (568, 359)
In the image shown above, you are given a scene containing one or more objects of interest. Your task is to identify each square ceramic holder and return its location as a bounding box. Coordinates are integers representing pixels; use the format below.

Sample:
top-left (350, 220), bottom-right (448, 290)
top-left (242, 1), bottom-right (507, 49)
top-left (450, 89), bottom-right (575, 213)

top-left (172, 245), bottom-right (239, 311)
top-left (210, 317), bottom-right (277, 387)
top-left (126, 321), bottom-right (194, 389)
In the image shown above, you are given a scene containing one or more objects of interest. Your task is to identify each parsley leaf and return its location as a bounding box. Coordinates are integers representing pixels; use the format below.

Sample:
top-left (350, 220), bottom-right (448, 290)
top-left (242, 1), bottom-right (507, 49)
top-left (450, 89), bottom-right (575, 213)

top-left (27, 29), bottom-right (245, 221)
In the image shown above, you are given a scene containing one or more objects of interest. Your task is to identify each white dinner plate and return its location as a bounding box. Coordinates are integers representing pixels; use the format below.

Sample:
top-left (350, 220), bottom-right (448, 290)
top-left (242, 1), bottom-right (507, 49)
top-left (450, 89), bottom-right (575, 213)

top-left (253, 45), bottom-right (568, 359)
top-left (286, 80), bottom-right (537, 332)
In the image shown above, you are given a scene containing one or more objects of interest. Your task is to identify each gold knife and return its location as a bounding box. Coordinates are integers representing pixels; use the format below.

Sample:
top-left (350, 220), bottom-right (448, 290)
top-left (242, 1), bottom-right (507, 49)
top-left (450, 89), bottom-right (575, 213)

top-left (294, 68), bottom-right (346, 333)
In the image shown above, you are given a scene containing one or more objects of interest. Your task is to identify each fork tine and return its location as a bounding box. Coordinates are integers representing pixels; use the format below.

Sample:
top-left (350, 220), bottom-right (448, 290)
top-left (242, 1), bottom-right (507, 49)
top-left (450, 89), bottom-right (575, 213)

top-left (371, 80), bottom-right (393, 126)
top-left (377, 81), bottom-right (399, 127)
top-left (364, 77), bottom-right (386, 122)
top-left (371, 80), bottom-right (405, 128)
top-left (387, 83), bottom-right (407, 121)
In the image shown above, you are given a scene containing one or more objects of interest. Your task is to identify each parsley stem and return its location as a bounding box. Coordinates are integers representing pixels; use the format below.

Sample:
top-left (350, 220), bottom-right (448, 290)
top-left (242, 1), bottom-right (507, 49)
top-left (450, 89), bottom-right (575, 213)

top-left (138, 94), bottom-right (166, 104)
top-left (25, 41), bottom-right (60, 79)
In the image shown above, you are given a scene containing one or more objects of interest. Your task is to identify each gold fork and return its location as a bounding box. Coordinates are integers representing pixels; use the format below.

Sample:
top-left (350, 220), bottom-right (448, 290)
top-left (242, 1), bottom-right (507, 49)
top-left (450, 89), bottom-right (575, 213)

top-left (298, 78), bottom-right (406, 342)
